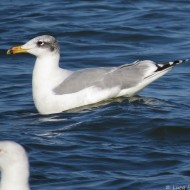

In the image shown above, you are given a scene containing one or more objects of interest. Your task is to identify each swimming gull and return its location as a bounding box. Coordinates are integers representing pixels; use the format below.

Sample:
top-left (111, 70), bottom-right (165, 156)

top-left (7, 35), bottom-right (188, 115)
top-left (0, 141), bottom-right (30, 190)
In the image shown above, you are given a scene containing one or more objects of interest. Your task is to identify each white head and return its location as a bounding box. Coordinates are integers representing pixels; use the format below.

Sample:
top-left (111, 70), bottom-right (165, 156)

top-left (7, 35), bottom-right (60, 57)
top-left (0, 141), bottom-right (30, 190)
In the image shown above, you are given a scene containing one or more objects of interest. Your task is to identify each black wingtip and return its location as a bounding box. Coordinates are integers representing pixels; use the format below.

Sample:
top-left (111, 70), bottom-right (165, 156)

top-left (172, 59), bottom-right (189, 65)
top-left (156, 59), bottom-right (188, 72)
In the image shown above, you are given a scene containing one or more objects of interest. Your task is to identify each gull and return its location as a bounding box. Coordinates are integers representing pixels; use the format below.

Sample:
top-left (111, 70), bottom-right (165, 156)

top-left (0, 141), bottom-right (30, 190)
top-left (7, 35), bottom-right (187, 115)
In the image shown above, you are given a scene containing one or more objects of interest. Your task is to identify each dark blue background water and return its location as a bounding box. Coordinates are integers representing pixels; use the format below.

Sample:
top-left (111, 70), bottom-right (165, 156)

top-left (0, 1), bottom-right (190, 189)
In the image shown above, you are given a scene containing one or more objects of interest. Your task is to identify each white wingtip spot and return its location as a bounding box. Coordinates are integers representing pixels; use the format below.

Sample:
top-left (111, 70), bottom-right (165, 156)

top-left (157, 64), bottom-right (163, 67)
top-left (169, 62), bottom-right (174, 65)
top-left (157, 64), bottom-right (164, 67)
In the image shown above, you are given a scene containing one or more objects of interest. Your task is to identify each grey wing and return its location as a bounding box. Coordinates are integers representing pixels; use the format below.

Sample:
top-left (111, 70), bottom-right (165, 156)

top-left (53, 60), bottom-right (157, 95)
top-left (105, 60), bottom-right (157, 89)
top-left (53, 67), bottom-right (115, 94)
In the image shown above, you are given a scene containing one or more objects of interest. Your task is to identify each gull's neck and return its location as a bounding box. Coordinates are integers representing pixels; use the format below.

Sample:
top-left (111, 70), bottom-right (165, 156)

top-left (33, 53), bottom-right (71, 89)
top-left (0, 160), bottom-right (30, 190)
top-left (33, 53), bottom-right (61, 85)
top-left (32, 53), bottom-right (72, 114)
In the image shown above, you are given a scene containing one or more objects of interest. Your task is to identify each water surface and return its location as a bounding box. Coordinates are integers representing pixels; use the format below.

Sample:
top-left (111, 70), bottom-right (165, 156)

top-left (0, 1), bottom-right (190, 189)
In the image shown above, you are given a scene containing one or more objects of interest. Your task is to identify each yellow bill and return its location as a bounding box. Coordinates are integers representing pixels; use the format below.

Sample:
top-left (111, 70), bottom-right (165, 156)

top-left (7, 46), bottom-right (28, 55)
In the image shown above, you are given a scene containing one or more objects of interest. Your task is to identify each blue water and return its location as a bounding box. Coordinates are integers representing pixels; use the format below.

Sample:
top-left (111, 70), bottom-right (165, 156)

top-left (0, 1), bottom-right (190, 189)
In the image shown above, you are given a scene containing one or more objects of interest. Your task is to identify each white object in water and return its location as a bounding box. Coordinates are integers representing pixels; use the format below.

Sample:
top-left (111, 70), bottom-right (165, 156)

top-left (7, 35), bottom-right (188, 115)
top-left (0, 141), bottom-right (30, 190)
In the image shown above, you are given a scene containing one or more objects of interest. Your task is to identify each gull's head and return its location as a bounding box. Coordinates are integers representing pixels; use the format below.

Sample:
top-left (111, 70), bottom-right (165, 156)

top-left (0, 141), bottom-right (28, 171)
top-left (7, 35), bottom-right (60, 57)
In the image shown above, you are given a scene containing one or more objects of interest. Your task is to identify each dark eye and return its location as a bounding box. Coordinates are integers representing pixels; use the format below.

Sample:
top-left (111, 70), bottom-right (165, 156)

top-left (37, 40), bottom-right (44, 46)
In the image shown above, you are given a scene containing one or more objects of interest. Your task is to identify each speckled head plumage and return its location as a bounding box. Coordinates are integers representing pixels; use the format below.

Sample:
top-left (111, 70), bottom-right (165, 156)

top-left (35, 35), bottom-right (60, 52)
top-left (7, 35), bottom-right (60, 57)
